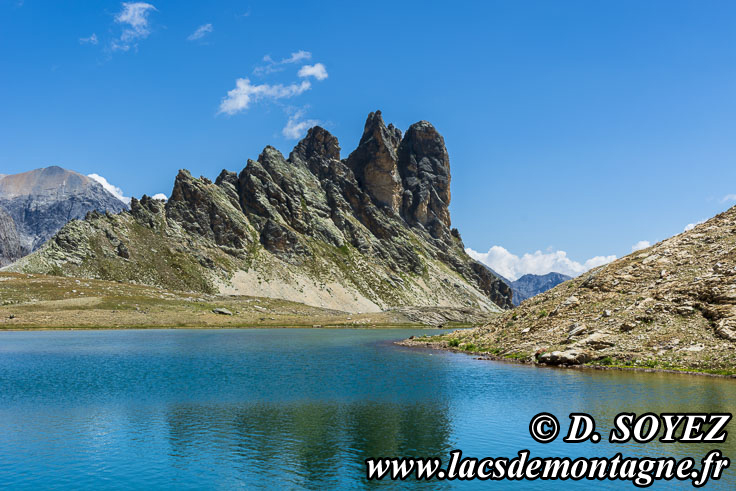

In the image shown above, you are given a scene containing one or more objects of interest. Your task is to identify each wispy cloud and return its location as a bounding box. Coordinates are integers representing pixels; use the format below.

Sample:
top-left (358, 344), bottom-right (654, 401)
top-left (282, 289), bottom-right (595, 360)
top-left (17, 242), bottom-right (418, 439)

top-left (187, 23), bottom-right (213, 41)
top-left (222, 51), bottom-right (328, 131)
top-left (721, 194), bottom-right (736, 203)
top-left (79, 33), bottom-right (98, 45)
top-left (631, 240), bottom-right (650, 252)
top-left (218, 78), bottom-right (311, 115)
top-left (254, 50), bottom-right (312, 75)
top-left (88, 173), bottom-right (130, 205)
top-left (282, 109), bottom-right (320, 139)
top-left (298, 63), bottom-right (328, 80)
top-left (466, 245), bottom-right (616, 281)
top-left (112, 2), bottom-right (157, 52)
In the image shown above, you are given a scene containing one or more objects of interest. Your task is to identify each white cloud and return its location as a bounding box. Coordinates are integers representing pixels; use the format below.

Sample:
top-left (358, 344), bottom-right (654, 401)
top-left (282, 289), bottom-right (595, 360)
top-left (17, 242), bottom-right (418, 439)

top-left (631, 240), bottom-right (650, 252)
top-left (218, 78), bottom-right (311, 115)
top-left (684, 220), bottom-right (704, 232)
top-left (466, 245), bottom-right (616, 281)
top-left (87, 173), bottom-right (131, 205)
top-left (113, 2), bottom-right (157, 51)
top-left (151, 193), bottom-right (167, 201)
top-left (187, 23), bottom-right (213, 41)
top-left (79, 33), bottom-right (98, 45)
top-left (282, 109), bottom-right (320, 139)
top-left (254, 50), bottom-right (312, 75)
top-left (721, 194), bottom-right (736, 203)
top-left (298, 63), bottom-right (328, 80)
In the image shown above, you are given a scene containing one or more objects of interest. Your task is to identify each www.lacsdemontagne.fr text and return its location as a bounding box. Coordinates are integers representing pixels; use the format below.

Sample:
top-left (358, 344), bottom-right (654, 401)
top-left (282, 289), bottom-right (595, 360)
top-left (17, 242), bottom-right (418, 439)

top-left (365, 449), bottom-right (729, 487)
top-left (365, 412), bottom-right (732, 487)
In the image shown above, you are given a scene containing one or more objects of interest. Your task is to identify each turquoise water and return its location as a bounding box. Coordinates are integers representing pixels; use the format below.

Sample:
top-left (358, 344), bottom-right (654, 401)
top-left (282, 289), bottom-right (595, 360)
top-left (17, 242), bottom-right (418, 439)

top-left (0, 328), bottom-right (733, 489)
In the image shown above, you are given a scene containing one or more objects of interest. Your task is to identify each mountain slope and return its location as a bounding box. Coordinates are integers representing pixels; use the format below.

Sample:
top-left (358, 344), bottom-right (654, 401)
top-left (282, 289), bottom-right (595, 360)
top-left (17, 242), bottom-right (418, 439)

top-left (510, 272), bottom-right (572, 306)
top-left (0, 207), bottom-right (21, 267)
top-left (7, 112), bottom-right (512, 313)
top-left (405, 206), bottom-right (736, 374)
top-left (0, 166), bottom-right (128, 264)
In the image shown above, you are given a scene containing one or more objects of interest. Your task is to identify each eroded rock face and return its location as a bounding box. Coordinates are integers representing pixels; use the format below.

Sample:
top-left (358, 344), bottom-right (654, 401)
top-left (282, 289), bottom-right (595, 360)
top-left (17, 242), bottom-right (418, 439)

top-left (398, 121), bottom-right (451, 231)
top-left (292, 125), bottom-right (341, 162)
top-left (167, 170), bottom-right (253, 252)
top-left (347, 111), bottom-right (403, 212)
top-left (0, 207), bottom-right (21, 266)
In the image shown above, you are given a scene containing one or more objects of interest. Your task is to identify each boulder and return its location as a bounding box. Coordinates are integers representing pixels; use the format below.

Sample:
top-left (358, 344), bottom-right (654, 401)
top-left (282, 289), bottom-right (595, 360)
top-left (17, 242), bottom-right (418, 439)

top-left (212, 308), bottom-right (233, 316)
top-left (715, 319), bottom-right (736, 341)
top-left (538, 349), bottom-right (591, 365)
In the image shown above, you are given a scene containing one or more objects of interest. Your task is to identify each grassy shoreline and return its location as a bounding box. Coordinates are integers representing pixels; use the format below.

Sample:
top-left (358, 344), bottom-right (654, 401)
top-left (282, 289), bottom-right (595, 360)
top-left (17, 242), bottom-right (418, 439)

top-left (399, 337), bottom-right (736, 379)
top-left (0, 323), bottom-right (454, 332)
top-left (0, 272), bottom-right (478, 330)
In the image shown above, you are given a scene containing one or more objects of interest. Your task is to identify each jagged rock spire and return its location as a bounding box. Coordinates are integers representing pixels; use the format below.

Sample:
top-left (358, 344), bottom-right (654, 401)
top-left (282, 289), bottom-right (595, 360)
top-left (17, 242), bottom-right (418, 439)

top-left (291, 126), bottom-right (341, 161)
top-left (398, 120), bottom-right (451, 229)
top-left (346, 110), bottom-right (403, 212)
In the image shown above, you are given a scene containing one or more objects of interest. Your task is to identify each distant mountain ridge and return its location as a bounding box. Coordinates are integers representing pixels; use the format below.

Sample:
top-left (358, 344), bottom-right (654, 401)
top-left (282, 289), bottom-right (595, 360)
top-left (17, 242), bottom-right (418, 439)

top-left (481, 264), bottom-right (571, 306)
top-left (0, 166), bottom-right (128, 266)
top-left (509, 272), bottom-right (572, 305)
top-left (8, 112), bottom-right (513, 314)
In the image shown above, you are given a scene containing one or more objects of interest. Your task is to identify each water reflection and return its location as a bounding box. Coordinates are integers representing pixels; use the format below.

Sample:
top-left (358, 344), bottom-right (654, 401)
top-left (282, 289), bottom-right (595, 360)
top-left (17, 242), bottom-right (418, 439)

top-left (163, 401), bottom-right (452, 488)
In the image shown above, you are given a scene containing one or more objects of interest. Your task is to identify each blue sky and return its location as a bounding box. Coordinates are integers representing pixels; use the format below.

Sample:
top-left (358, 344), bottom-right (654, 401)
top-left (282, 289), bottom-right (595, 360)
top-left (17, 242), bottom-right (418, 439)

top-left (2, 1), bottom-right (736, 279)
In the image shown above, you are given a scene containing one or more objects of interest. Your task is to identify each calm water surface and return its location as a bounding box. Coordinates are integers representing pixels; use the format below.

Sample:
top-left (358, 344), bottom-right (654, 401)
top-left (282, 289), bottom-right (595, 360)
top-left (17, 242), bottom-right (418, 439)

top-left (0, 328), bottom-right (733, 489)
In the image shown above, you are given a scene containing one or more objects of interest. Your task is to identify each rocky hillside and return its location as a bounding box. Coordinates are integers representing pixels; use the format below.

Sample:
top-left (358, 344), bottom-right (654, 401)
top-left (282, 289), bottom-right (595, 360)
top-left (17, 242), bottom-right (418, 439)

top-left (0, 207), bottom-right (21, 267)
top-left (6, 112), bottom-right (512, 314)
top-left (0, 166), bottom-right (128, 265)
top-left (404, 206), bottom-right (736, 375)
top-left (510, 272), bottom-right (572, 305)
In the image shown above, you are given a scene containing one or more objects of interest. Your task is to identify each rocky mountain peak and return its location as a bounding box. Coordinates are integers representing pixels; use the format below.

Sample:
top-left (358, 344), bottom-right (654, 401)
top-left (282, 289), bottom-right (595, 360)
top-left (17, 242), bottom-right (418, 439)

top-left (9, 112), bottom-right (513, 312)
top-left (0, 166), bottom-right (86, 197)
top-left (167, 169), bottom-right (252, 252)
top-left (168, 169), bottom-right (195, 202)
top-left (398, 120), bottom-right (452, 232)
top-left (339, 112), bottom-right (454, 240)
top-left (291, 126), bottom-right (341, 161)
top-left (346, 110), bottom-right (403, 212)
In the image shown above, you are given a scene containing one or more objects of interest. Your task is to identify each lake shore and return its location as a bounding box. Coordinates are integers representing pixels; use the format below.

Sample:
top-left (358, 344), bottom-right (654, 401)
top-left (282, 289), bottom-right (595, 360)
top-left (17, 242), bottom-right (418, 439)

top-left (398, 336), bottom-right (736, 379)
top-left (1, 323), bottom-right (448, 331)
